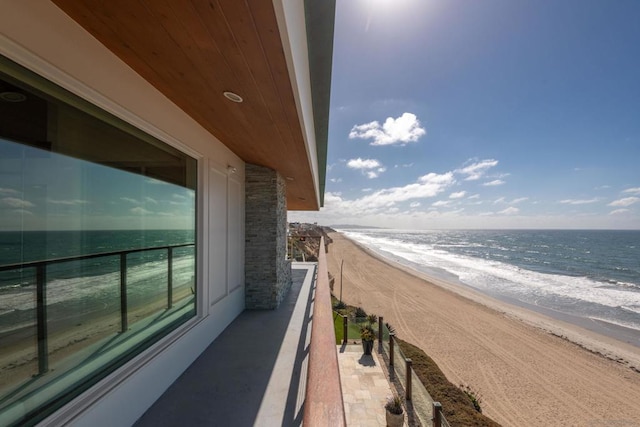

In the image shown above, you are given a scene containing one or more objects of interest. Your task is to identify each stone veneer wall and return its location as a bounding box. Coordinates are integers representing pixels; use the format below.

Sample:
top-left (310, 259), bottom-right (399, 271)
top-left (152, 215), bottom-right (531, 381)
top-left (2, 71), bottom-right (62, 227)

top-left (245, 164), bottom-right (292, 309)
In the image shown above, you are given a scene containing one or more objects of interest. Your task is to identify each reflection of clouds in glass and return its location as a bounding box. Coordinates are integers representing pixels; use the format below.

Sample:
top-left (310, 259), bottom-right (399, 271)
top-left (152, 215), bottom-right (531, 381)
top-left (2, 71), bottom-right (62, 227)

top-left (131, 207), bottom-right (151, 215)
top-left (1, 197), bottom-right (35, 208)
top-left (0, 187), bottom-right (19, 195)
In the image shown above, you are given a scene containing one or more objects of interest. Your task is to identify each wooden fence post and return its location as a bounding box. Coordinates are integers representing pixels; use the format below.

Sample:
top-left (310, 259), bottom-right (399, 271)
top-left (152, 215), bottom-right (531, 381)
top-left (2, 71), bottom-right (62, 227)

top-left (433, 402), bottom-right (442, 427)
top-left (342, 315), bottom-right (348, 345)
top-left (389, 332), bottom-right (395, 367)
top-left (406, 358), bottom-right (412, 401)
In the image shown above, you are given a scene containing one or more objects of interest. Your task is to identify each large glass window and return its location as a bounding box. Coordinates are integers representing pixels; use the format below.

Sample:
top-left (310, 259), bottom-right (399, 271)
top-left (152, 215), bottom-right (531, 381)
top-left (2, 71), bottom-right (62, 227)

top-left (0, 57), bottom-right (197, 426)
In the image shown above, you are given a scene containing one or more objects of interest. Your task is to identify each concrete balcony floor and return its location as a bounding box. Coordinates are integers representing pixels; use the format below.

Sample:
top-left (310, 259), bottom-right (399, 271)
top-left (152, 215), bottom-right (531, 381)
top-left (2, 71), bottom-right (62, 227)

top-left (135, 262), bottom-right (401, 427)
top-left (135, 263), bottom-right (316, 427)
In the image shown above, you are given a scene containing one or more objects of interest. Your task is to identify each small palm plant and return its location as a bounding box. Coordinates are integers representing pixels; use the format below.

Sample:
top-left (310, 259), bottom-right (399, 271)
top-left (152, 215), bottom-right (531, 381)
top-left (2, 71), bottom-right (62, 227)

top-left (385, 393), bottom-right (404, 427)
top-left (384, 394), bottom-right (403, 415)
top-left (359, 313), bottom-right (378, 355)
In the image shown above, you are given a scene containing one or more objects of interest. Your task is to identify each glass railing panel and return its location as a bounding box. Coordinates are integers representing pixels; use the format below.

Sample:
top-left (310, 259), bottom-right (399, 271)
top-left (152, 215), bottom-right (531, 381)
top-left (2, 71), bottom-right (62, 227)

top-left (171, 246), bottom-right (196, 305)
top-left (411, 368), bottom-right (434, 426)
top-left (0, 244), bottom-right (196, 426)
top-left (126, 249), bottom-right (169, 324)
top-left (441, 414), bottom-right (451, 427)
top-left (45, 256), bottom-right (121, 371)
top-left (0, 267), bottom-right (37, 397)
top-left (393, 344), bottom-right (407, 391)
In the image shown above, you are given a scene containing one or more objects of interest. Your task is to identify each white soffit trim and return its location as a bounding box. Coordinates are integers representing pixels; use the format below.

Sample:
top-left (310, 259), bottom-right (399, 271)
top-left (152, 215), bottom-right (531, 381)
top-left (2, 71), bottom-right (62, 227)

top-left (271, 0), bottom-right (321, 208)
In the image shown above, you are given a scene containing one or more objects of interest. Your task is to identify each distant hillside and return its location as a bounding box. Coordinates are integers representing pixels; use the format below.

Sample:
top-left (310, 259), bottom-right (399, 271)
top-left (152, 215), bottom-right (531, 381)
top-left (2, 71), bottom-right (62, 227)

top-left (330, 224), bottom-right (386, 230)
top-left (288, 223), bottom-right (333, 261)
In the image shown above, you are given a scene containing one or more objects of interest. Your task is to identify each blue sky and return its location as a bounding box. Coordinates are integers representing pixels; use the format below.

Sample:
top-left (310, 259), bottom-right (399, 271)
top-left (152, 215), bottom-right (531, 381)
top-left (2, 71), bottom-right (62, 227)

top-left (291, 0), bottom-right (640, 229)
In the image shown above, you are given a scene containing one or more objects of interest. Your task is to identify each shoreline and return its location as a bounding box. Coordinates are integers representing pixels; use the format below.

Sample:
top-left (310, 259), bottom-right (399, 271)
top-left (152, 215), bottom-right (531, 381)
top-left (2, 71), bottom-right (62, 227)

top-left (326, 231), bottom-right (640, 426)
top-left (338, 231), bottom-right (640, 371)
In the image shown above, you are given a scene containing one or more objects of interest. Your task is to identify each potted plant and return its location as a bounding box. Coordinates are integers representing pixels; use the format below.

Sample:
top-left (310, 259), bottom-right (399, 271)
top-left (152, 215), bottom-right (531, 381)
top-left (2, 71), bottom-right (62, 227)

top-left (360, 313), bottom-right (377, 355)
top-left (384, 394), bottom-right (404, 427)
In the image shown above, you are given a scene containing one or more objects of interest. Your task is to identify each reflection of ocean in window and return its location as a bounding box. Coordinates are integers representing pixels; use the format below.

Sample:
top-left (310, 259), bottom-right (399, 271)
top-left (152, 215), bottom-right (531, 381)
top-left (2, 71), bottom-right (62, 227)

top-left (0, 59), bottom-right (197, 426)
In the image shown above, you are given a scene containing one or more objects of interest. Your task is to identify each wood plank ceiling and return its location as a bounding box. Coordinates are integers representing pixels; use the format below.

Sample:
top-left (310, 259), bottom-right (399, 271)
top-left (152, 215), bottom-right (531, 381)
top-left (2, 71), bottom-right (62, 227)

top-left (51, 0), bottom-right (319, 210)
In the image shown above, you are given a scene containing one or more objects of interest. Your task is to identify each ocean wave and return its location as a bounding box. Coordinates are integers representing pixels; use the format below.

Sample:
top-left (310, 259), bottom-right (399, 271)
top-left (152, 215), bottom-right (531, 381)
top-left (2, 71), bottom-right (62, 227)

top-left (343, 230), bottom-right (640, 317)
top-left (0, 256), bottom-right (195, 313)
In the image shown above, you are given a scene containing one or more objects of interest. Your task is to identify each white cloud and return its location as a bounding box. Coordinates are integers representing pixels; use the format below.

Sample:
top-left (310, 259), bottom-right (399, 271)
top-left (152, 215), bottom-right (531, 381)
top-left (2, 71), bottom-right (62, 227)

top-left (456, 159), bottom-right (498, 181)
top-left (608, 197), bottom-right (639, 207)
top-left (449, 191), bottom-right (466, 199)
top-left (560, 198), bottom-right (599, 205)
top-left (362, 188), bottom-right (373, 192)
top-left (145, 178), bottom-right (167, 185)
top-left (495, 197), bottom-right (528, 205)
top-left (121, 197), bottom-right (139, 204)
top-left (609, 209), bottom-right (630, 215)
top-left (347, 158), bottom-right (386, 179)
top-left (1, 197), bottom-right (35, 208)
top-left (0, 188), bottom-right (19, 196)
top-left (319, 172), bottom-right (455, 216)
top-left (145, 197), bottom-right (158, 204)
top-left (329, 178), bottom-right (343, 183)
top-left (347, 158), bottom-right (382, 170)
top-left (498, 207), bottom-right (519, 215)
top-left (468, 194), bottom-right (480, 199)
top-left (366, 167), bottom-right (387, 179)
top-left (131, 207), bottom-right (151, 215)
top-left (432, 200), bottom-right (451, 207)
top-left (483, 179), bottom-right (505, 187)
top-left (622, 187), bottom-right (640, 195)
top-left (48, 198), bottom-right (89, 205)
top-left (349, 113), bottom-right (426, 146)
top-left (410, 202), bottom-right (421, 208)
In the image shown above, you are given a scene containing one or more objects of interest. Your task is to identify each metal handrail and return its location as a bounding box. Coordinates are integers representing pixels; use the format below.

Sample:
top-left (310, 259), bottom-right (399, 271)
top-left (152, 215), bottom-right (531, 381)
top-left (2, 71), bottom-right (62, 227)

top-left (0, 242), bottom-right (194, 375)
top-left (0, 243), bottom-right (194, 271)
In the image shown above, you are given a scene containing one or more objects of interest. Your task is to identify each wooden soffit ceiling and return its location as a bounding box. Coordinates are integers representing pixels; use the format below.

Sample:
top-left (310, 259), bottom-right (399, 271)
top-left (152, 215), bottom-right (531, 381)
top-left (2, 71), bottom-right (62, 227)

top-left (52, 0), bottom-right (320, 210)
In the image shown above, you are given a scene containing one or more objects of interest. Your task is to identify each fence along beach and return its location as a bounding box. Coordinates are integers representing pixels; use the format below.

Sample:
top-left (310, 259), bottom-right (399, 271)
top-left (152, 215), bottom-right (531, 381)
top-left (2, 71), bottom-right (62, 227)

top-left (326, 231), bottom-right (640, 426)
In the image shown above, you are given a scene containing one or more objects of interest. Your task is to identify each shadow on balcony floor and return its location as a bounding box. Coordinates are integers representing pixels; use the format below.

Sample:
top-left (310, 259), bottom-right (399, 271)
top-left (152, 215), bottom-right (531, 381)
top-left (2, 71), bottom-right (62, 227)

top-left (134, 263), bottom-right (316, 427)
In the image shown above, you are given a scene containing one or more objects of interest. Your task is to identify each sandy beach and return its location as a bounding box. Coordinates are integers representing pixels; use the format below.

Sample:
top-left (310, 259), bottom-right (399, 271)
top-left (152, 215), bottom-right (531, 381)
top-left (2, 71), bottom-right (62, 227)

top-left (326, 231), bottom-right (640, 426)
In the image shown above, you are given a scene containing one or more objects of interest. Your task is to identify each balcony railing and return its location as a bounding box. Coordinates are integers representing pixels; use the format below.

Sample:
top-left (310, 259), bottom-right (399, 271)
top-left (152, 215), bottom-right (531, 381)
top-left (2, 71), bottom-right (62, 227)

top-left (0, 243), bottom-right (194, 377)
top-left (303, 236), bottom-right (347, 426)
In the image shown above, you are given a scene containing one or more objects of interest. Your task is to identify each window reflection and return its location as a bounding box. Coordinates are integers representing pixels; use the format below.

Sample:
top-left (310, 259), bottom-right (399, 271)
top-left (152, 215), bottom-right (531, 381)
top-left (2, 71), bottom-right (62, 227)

top-left (0, 59), bottom-right (197, 426)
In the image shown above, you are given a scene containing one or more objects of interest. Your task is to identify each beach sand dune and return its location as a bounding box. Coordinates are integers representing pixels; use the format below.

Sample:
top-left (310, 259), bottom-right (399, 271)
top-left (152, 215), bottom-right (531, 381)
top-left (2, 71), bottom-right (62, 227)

top-left (326, 232), bottom-right (640, 426)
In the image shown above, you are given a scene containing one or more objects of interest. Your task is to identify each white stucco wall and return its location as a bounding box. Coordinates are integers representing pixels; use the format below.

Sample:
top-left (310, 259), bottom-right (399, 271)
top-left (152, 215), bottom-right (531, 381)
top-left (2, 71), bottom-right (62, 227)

top-left (0, 1), bottom-right (245, 425)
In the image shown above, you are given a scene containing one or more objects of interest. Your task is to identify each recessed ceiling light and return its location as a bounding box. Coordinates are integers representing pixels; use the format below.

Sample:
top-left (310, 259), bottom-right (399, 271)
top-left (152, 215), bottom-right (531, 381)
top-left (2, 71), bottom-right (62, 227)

top-left (0, 91), bottom-right (27, 102)
top-left (223, 91), bottom-right (243, 103)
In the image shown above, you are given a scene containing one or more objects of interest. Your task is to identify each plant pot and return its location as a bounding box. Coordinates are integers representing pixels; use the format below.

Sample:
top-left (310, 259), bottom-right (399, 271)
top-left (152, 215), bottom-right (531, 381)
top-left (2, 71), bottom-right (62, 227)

top-left (362, 339), bottom-right (374, 355)
top-left (385, 409), bottom-right (404, 427)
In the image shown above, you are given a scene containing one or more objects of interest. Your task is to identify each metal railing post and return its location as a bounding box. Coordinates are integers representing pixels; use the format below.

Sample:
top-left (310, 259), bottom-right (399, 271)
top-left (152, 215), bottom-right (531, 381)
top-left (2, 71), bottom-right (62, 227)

top-left (405, 358), bottom-right (413, 401)
top-left (167, 247), bottom-right (173, 309)
top-left (120, 253), bottom-right (128, 333)
top-left (389, 332), bottom-right (395, 367)
top-left (378, 316), bottom-right (383, 348)
top-left (35, 264), bottom-right (48, 375)
top-left (433, 402), bottom-right (442, 427)
top-left (342, 315), bottom-right (348, 345)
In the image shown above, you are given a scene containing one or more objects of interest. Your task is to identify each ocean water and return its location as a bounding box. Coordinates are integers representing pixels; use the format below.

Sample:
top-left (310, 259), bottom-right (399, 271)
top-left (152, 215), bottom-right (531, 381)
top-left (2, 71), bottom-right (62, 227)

top-left (338, 229), bottom-right (640, 336)
top-left (0, 230), bottom-right (195, 335)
